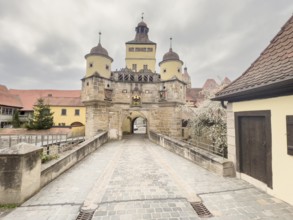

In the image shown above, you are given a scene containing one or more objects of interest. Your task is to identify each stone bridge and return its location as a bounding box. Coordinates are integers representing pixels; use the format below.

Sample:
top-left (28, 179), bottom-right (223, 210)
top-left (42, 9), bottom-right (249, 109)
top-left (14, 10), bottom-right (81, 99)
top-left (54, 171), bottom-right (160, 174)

top-left (2, 134), bottom-right (293, 220)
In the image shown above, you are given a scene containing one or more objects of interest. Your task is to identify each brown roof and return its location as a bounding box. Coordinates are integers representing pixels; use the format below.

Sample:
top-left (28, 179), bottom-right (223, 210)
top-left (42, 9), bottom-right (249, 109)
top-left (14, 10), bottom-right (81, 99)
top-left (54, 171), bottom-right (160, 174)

top-left (215, 15), bottom-right (293, 101)
top-left (43, 97), bottom-right (84, 107)
top-left (0, 85), bottom-right (22, 108)
top-left (186, 88), bottom-right (203, 101)
top-left (221, 77), bottom-right (231, 85)
top-left (126, 21), bottom-right (156, 45)
top-left (9, 89), bottom-right (81, 111)
top-left (202, 79), bottom-right (219, 91)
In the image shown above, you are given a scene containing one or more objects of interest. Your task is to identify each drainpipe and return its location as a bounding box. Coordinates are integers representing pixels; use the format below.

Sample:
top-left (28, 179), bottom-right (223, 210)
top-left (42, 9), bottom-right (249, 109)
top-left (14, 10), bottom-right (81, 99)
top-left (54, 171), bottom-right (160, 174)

top-left (221, 100), bottom-right (227, 109)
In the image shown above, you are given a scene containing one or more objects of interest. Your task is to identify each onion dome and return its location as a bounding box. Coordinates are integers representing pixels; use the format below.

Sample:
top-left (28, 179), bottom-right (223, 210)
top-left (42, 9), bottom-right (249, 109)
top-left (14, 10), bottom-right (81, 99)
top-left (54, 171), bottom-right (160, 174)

top-left (126, 14), bottom-right (156, 44)
top-left (159, 37), bottom-right (183, 65)
top-left (137, 21), bottom-right (147, 27)
top-left (85, 32), bottom-right (113, 61)
top-left (163, 48), bottom-right (180, 61)
top-left (90, 43), bottom-right (109, 56)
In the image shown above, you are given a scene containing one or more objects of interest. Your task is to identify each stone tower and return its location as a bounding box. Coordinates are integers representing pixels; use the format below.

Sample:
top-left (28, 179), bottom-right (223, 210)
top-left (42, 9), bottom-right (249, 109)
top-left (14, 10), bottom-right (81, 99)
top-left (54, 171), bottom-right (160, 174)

top-left (125, 18), bottom-right (156, 72)
top-left (85, 32), bottom-right (113, 79)
top-left (82, 18), bottom-right (186, 140)
top-left (159, 38), bottom-right (183, 81)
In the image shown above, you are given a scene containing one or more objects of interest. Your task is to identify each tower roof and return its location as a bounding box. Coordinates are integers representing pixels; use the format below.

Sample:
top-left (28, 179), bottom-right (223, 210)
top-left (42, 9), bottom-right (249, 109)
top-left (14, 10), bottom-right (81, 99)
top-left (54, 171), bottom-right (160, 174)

top-left (214, 14), bottom-right (293, 101)
top-left (126, 19), bottom-right (156, 45)
top-left (163, 48), bottom-right (180, 61)
top-left (90, 43), bottom-right (109, 56)
top-left (85, 32), bottom-right (113, 61)
top-left (159, 38), bottom-right (183, 65)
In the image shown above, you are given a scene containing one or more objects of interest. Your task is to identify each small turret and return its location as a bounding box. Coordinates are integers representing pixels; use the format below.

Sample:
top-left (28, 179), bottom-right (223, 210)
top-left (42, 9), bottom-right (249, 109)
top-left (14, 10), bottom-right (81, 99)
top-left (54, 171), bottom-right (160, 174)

top-left (182, 67), bottom-right (191, 88)
top-left (159, 38), bottom-right (183, 80)
top-left (85, 32), bottom-right (113, 79)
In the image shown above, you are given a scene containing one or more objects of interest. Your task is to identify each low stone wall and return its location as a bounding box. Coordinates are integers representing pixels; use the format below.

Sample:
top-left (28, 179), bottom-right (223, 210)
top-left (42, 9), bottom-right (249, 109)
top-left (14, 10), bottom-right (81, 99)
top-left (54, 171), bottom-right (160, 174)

top-left (149, 131), bottom-right (235, 177)
top-left (40, 132), bottom-right (108, 187)
top-left (0, 143), bottom-right (43, 205)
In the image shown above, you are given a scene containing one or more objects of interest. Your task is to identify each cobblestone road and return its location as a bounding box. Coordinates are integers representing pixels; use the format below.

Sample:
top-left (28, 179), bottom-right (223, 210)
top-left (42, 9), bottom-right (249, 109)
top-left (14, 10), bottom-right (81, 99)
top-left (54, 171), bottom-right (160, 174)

top-left (3, 135), bottom-right (293, 220)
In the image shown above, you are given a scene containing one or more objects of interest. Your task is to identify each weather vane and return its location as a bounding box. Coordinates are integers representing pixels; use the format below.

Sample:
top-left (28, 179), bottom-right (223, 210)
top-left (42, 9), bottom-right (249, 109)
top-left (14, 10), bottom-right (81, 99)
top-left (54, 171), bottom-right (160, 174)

top-left (141, 12), bottom-right (144, 21)
top-left (170, 37), bottom-right (173, 49)
top-left (99, 31), bottom-right (101, 44)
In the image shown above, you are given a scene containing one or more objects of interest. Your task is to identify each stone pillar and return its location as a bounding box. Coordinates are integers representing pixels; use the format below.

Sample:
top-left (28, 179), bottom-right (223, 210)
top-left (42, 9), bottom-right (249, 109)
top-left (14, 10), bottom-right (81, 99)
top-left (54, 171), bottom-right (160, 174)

top-left (0, 143), bottom-right (42, 205)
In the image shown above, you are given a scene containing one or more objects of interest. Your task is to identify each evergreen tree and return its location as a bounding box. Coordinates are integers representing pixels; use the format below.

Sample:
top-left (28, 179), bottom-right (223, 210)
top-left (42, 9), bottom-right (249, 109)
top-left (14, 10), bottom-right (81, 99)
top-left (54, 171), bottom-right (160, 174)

top-left (26, 98), bottom-right (54, 130)
top-left (12, 109), bottom-right (21, 128)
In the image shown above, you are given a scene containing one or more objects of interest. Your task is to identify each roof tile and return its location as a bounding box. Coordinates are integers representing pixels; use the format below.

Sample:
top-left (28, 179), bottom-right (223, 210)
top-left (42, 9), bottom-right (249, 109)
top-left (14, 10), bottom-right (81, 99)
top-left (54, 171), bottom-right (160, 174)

top-left (216, 15), bottom-right (293, 99)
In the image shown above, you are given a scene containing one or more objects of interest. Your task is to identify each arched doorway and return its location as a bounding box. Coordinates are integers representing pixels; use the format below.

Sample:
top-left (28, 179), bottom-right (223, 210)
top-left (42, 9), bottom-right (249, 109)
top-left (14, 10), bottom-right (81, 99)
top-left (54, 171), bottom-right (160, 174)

top-left (132, 117), bottom-right (147, 134)
top-left (121, 111), bottom-right (148, 136)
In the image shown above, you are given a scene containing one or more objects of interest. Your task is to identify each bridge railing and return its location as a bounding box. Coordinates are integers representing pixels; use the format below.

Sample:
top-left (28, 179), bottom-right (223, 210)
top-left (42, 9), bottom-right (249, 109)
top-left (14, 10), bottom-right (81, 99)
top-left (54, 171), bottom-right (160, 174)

top-left (0, 134), bottom-right (85, 153)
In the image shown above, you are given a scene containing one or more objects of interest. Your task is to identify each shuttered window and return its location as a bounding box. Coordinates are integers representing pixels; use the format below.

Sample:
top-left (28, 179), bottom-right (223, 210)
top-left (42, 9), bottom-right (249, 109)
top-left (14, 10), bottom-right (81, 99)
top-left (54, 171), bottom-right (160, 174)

top-left (287, 116), bottom-right (293, 155)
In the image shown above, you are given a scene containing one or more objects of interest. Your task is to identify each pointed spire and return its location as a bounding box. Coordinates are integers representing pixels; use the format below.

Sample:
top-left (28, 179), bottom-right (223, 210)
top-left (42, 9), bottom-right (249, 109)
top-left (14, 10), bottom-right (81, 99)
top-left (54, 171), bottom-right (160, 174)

top-left (98, 31), bottom-right (101, 44)
top-left (141, 12), bottom-right (144, 21)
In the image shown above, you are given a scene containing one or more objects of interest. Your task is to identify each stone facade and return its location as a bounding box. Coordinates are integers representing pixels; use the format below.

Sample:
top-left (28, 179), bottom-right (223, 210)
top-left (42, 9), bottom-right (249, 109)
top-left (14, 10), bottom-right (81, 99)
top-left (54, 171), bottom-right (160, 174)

top-left (82, 19), bottom-right (187, 140)
top-left (82, 75), bottom-right (186, 139)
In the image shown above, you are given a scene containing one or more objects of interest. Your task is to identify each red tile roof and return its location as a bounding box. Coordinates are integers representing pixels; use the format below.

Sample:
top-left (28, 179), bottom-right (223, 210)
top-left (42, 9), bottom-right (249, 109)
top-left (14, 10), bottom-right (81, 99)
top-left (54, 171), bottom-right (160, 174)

top-left (186, 88), bottom-right (204, 102)
top-left (43, 96), bottom-right (84, 107)
top-left (0, 85), bottom-right (23, 108)
top-left (215, 15), bottom-right (293, 101)
top-left (9, 89), bottom-right (81, 111)
top-left (202, 79), bottom-right (219, 91)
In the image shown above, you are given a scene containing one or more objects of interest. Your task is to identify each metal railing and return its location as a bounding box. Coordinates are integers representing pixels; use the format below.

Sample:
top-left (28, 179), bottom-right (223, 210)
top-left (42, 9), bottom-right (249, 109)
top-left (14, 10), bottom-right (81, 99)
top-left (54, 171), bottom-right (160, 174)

top-left (183, 137), bottom-right (227, 158)
top-left (0, 134), bottom-right (85, 149)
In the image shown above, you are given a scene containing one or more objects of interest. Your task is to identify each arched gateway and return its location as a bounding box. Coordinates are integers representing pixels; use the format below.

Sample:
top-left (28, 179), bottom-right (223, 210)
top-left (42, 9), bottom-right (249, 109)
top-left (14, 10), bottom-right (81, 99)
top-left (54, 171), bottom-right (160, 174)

top-left (81, 18), bottom-right (186, 139)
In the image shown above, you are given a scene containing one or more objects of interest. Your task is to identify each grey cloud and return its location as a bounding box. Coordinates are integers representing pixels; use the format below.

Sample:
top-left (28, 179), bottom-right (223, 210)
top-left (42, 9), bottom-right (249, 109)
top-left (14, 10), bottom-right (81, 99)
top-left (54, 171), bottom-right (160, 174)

top-left (0, 0), bottom-right (293, 90)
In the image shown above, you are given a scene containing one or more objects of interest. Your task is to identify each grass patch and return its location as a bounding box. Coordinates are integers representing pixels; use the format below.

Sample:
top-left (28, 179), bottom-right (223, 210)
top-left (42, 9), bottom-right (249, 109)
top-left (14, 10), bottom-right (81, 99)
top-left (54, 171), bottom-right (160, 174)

top-left (41, 154), bottom-right (59, 163)
top-left (0, 204), bottom-right (18, 209)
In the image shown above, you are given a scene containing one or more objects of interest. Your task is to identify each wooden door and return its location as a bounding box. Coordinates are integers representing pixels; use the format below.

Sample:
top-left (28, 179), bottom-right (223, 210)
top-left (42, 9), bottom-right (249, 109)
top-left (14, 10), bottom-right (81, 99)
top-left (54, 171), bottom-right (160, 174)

top-left (235, 111), bottom-right (272, 188)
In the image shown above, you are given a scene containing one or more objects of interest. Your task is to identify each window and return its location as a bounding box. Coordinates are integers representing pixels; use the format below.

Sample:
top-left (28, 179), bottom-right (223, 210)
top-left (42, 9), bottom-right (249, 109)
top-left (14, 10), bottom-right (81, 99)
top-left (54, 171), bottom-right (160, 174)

top-left (143, 65), bottom-right (148, 70)
top-left (89, 63), bottom-right (93, 68)
top-left (163, 69), bottom-right (166, 73)
top-left (147, 48), bottom-right (153, 52)
top-left (178, 68), bottom-right (181, 73)
top-left (132, 64), bottom-right (137, 71)
top-left (287, 116), bottom-right (293, 155)
top-left (129, 47), bottom-right (134, 52)
top-left (61, 109), bottom-right (67, 116)
top-left (75, 109), bottom-right (80, 116)
top-left (106, 65), bottom-right (109, 70)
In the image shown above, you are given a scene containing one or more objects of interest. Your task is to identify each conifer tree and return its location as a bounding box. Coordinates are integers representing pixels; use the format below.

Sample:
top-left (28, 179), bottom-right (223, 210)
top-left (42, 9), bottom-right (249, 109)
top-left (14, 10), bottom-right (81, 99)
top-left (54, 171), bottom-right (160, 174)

top-left (26, 98), bottom-right (54, 130)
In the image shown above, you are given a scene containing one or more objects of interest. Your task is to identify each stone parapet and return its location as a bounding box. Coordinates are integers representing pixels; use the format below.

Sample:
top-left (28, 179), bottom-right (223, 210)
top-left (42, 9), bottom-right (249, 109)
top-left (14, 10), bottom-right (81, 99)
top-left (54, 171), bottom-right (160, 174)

top-left (0, 143), bottom-right (43, 205)
top-left (149, 131), bottom-right (235, 177)
top-left (41, 131), bottom-right (108, 187)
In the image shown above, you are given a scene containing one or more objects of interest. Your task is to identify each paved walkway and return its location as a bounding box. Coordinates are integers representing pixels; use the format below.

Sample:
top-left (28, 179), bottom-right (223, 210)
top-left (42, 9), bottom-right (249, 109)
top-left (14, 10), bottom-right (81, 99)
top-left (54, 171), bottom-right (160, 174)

top-left (3, 135), bottom-right (293, 220)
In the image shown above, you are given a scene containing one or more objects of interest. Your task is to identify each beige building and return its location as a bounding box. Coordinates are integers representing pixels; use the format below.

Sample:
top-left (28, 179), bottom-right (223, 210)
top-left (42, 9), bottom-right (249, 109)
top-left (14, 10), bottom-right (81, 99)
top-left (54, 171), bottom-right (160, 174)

top-left (82, 18), bottom-right (187, 139)
top-left (214, 15), bottom-right (293, 205)
top-left (9, 89), bottom-right (85, 128)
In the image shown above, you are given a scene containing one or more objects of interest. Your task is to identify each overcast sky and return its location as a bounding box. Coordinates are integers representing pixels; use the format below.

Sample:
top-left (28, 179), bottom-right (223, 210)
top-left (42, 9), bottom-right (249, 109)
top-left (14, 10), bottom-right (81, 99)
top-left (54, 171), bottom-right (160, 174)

top-left (0, 0), bottom-right (292, 90)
